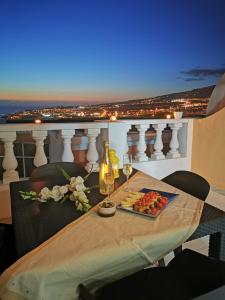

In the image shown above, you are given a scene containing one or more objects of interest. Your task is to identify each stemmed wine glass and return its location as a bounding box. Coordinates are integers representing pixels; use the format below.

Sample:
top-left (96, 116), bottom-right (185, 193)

top-left (122, 154), bottom-right (133, 192)
top-left (104, 171), bottom-right (115, 202)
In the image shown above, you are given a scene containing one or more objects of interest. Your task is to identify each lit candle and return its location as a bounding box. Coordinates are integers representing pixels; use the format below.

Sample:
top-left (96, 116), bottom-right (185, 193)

top-left (166, 114), bottom-right (171, 119)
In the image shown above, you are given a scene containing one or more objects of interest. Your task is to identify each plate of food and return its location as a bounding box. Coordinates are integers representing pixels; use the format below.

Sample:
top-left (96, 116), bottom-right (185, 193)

top-left (117, 188), bottom-right (178, 218)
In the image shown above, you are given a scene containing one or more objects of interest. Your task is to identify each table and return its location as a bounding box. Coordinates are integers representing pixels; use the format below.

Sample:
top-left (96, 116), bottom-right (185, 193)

top-left (9, 171), bottom-right (127, 258)
top-left (9, 171), bottom-right (225, 261)
top-left (1, 170), bottom-right (224, 300)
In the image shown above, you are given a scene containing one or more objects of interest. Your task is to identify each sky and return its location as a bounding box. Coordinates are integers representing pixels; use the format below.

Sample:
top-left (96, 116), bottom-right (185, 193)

top-left (0, 0), bottom-right (225, 104)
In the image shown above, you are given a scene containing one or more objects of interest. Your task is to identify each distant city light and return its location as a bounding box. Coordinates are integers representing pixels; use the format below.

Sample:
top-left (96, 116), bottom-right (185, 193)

top-left (110, 115), bottom-right (117, 121)
top-left (4, 86), bottom-right (212, 123)
top-left (41, 113), bottom-right (51, 117)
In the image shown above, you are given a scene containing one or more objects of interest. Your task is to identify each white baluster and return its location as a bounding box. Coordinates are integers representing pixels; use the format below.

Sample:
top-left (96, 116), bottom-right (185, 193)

top-left (0, 132), bottom-right (19, 184)
top-left (125, 124), bottom-right (132, 155)
top-left (61, 129), bottom-right (75, 162)
top-left (167, 122), bottom-right (183, 158)
top-left (85, 128), bottom-right (100, 172)
top-left (135, 124), bottom-right (149, 161)
top-left (151, 123), bottom-right (166, 160)
top-left (32, 130), bottom-right (48, 167)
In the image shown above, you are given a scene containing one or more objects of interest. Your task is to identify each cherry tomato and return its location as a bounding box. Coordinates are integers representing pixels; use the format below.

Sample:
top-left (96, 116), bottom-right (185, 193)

top-left (150, 208), bottom-right (158, 215)
top-left (157, 202), bottom-right (164, 209)
top-left (161, 197), bottom-right (168, 205)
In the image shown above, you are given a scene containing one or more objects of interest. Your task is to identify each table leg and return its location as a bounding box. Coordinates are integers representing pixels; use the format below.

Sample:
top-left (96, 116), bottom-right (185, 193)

top-left (158, 258), bottom-right (165, 267)
top-left (174, 246), bottom-right (182, 256)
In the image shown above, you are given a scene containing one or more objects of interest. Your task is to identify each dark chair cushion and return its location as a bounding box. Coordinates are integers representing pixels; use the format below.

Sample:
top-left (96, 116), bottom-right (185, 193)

top-left (168, 249), bottom-right (225, 298)
top-left (97, 267), bottom-right (188, 300)
top-left (79, 250), bottom-right (225, 300)
top-left (162, 170), bottom-right (210, 201)
top-left (0, 224), bottom-right (17, 274)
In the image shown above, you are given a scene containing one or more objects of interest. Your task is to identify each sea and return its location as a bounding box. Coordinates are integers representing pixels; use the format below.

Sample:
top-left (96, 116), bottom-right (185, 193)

top-left (0, 100), bottom-right (79, 123)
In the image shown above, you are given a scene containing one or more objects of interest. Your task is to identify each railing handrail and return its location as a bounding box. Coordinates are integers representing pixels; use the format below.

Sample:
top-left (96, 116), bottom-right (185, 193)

top-left (0, 118), bottom-right (193, 132)
top-left (0, 122), bottom-right (108, 131)
top-left (117, 118), bottom-right (191, 125)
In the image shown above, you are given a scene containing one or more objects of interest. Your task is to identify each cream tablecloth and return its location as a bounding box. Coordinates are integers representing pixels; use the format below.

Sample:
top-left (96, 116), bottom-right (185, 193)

top-left (0, 171), bottom-right (204, 300)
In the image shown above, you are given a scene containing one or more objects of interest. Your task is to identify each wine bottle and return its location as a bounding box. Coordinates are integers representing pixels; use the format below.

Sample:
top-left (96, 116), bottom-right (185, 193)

top-left (99, 141), bottom-right (113, 195)
top-left (109, 149), bottom-right (119, 179)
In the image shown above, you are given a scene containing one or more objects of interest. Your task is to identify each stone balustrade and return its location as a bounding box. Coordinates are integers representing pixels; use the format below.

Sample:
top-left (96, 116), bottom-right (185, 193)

top-left (0, 118), bottom-right (193, 183)
top-left (108, 118), bottom-right (193, 178)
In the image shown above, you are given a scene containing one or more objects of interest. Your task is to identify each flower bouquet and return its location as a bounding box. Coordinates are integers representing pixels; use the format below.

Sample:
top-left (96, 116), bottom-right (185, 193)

top-left (19, 168), bottom-right (97, 213)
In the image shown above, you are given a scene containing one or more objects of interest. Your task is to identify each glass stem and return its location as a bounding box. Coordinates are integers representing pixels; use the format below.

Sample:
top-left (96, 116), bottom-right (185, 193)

top-left (108, 185), bottom-right (110, 201)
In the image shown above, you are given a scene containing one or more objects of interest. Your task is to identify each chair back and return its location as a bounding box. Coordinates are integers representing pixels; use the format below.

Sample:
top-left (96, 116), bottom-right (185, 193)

top-left (162, 170), bottom-right (210, 200)
top-left (30, 162), bottom-right (87, 181)
top-left (79, 249), bottom-right (225, 300)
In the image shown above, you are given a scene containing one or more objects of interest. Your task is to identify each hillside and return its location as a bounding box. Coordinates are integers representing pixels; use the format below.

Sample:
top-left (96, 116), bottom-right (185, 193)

top-left (119, 85), bottom-right (215, 106)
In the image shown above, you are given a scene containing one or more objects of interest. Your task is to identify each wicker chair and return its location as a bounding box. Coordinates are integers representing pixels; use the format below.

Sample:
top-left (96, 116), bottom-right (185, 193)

top-left (162, 170), bottom-right (210, 201)
top-left (160, 170), bottom-right (210, 262)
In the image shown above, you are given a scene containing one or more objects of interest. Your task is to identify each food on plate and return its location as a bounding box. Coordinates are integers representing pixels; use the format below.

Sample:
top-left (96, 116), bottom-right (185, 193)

top-left (100, 200), bottom-right (115, 208)
top-left (98, 200), bottom-right (116, 217)
top-left (133, 191), bottom-right (168, 215)
top-left (119, 190), bottom-right (170, 217)
top-left (120, 192), bottom-right (145, 208)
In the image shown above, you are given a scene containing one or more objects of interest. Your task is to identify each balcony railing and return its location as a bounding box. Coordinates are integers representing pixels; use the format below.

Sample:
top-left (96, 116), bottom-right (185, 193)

top-left (0, 118), bottom-right (193, 184)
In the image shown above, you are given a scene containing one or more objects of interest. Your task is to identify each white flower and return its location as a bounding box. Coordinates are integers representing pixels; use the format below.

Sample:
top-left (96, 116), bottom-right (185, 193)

top-left (40, 187), bottom-right (52, 200)
top-left (70, 177), bottom-right (77, 189)
top-left (70, 190), bottom-right (88, 202)
top-left (76, 201), bottom-right (83, 211)
top-left (69, 190), bottom-right (91, 212)
top-left (59, 185), bottom-right (69, 195)
top-left (75, 182), bottom-right (86, 192)
top-left (51, 186), bottom-right (63, 202)
top-left (21, 171), bottom-right (93, 212)
top-left (69, 176), bottom-right (86, 192)
top-left (76, 176), bottom-right (84, 184)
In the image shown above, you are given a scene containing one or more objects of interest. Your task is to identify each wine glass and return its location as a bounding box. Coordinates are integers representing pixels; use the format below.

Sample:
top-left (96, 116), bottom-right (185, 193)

top-left (104, 172), bottom-right (115, 202)
top-left (123, 154), bottom-right (133, 192)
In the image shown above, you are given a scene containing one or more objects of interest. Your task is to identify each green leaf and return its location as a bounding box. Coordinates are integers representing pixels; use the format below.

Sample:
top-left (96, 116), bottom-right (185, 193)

top-left (19, 191), bottom-right (37, 200)
top-left (60, 194), bottom-right (69, 204)
top-left (85, 184), bottom-right (99, 192)
top-left (58, 167), bottom-right (71, 181)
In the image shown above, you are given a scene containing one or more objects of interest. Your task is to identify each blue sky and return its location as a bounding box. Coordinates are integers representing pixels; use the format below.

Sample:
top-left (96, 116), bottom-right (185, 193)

top-left (0, 0), bottom-right (225, 103)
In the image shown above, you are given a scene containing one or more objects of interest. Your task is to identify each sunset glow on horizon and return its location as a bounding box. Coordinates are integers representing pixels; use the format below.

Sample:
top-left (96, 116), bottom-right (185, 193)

top-left (0, 87), bottom-right (163, 104)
